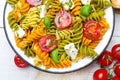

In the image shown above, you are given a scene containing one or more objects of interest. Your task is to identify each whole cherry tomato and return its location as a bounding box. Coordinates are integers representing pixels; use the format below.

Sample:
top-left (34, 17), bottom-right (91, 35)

top-left (54, 10), bottom-right (72, 29)
top-left (93, 69), bottom-right (109, 80)
top-left (112, 76), bottom-right (120, 80)
top-left (112, 44), bottom-right (120, 60)
top-left (83, 20), bottom-right (101, 41)
top-left (14, 55), bottom-right (28, 68)
top-left (97, 50), bottom-right (113, 66)
top-left (114, 61), bottom-right (120, 77)
top-left (39, 34), bottom-right (58, 52)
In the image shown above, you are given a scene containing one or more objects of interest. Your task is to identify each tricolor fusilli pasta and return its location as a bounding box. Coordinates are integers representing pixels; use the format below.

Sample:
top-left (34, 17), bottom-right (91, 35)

top-left (7, 0), bottom-right (111, 70)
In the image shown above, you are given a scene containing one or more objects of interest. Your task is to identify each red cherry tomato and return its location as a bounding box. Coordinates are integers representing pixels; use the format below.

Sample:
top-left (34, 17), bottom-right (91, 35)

top-left (97, 50), bottom-right (113, 66)
top-left (83, 20), bottom-right (101, 41)
top-left (39, 34), bottom-right (58, 52)
top-left (112, 76), bottom-right (120, 80)
top-left (26, 0), bottom-right (42, 6)
top-left (14, 55), bottom-right (28, 68)
top-left (114, 61), bottom-right (120, 77)
top-left (93, 69), bottom-right (109, 80)
top-left (54, 10), bottom-right (72, 29)
top-left (112, 44), bottom-right (120, 61)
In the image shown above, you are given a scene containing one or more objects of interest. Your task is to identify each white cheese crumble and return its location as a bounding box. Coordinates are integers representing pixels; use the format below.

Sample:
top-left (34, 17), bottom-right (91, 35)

top-left (60, 0), bottom-right (74, 10)
top-left (38, 5), bottom-right (47, 18)
top-left (81, 0), bottom-right (91, 5)
top-left (14, 26), bottom-right (25, 38)
top-left (64, 43), bottom-right (78, 60)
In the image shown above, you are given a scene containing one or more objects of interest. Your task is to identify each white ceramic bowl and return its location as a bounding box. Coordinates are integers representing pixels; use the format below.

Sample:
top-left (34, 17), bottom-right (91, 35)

top-left (3, 3), bottom-right (115, 73)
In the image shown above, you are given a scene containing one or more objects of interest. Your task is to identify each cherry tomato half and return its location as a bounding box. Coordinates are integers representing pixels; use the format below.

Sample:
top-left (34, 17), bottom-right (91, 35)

top-left (54, 10), bottom-right (72, 29)
top-left (14, 55), bottom-right (28, 68)
top-left (39, 34), bottom-right (58, 52)
top-left (114, 61), bottom-right (120, 77)
top-left (97, 50), bottom-right (113, 66)
top-left (83, 20), bottom-right (101, 41)
top-left (112, 44), bottom-right (120, 61)
top-left (93, 69), bottom-right (109, 80)
top-left (26, 0), bottom-right (42, 6)
top-left (112, 76), bottom-right (120, 80)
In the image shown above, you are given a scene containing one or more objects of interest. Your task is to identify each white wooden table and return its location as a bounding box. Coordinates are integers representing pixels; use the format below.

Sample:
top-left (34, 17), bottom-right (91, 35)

top-left (1, 1), bottom-right (120, 80)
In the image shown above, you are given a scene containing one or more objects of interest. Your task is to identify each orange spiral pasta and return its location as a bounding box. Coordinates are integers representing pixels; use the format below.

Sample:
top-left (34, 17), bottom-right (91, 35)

top-left (14, 28), bottom-right (45, 50)
top-left (14, 30), bottom-right (31, 49)
top-left (20, 0), bottom-right (30, 14)
top-left (9, 0), bottom-right (30, 22)
top-left (71, 0), bottom-right (81, 16)
top-left (23, 28), bottom-right (45, 44)
top-left (14, 36), bottom-right (28, 49)
top-left (32, 42), bottom-right (71, 69)
top-left (50, 58), bottom-right (72, 68)
top-left (12, 8), bottom-right (21, 22)
top-left (82, 37), bottom-right (92, 46)
top-left (32, 42), bottom-right (51, 66)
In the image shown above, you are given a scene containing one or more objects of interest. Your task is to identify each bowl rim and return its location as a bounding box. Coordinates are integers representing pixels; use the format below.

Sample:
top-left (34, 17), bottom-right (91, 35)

top-left (3, 2), bottom-right (115, 74)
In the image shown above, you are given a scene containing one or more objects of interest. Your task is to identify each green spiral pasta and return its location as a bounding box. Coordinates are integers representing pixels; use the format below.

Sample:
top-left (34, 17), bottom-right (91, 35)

top-left (70, 21), bottom-right (83, 49)
top-left (58, 38), bottom-right (72, 60)
top-left (80, 9), bottom-right (105, 22)
top-left (72, 16), bottom-right (82, 24)
top-left (6, 0), bottom-right (18, 5)
top-left (46, 0), bottom-right (62, 24)
top-left (58, 52), bottom-right (68, 60)
top-left (79, 44), bottom-right (98, 59)
top-left (56, 29), bottom-right (73, 40)
top-left (91, 0), bottom-right (111, 10)
top-left (58, 38), bottom-right (72, 57)
top-left (58, 39), bottom-right (72, 51)
top-left (43, 0), bottom-right (54, 10)
top-left (58, 18), bottom-right (83, 60)
top-left (7, 11), bottom-right (18, 31)
top-left (21, 7), bottom-right (40, 29)
top-left (24, 45), bottom-right (36, 57)
top-left (46, 26), bottom-right (56, 34)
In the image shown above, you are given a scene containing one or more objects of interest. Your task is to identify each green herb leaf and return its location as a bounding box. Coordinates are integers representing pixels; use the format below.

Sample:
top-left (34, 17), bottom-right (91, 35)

top-left (44, 16), bottom-right (51, 29)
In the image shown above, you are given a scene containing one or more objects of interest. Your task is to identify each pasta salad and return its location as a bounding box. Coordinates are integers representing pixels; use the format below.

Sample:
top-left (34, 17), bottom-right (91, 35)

top-left (7, 0), bottom-right (111, 69)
